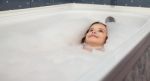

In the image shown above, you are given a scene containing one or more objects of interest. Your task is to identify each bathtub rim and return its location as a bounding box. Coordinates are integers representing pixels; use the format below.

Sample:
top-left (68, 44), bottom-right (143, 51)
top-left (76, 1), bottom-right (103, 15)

top-left (0, 3), bottom-right (150, 26)
top-left (1, 3), bottom-right (150, 17)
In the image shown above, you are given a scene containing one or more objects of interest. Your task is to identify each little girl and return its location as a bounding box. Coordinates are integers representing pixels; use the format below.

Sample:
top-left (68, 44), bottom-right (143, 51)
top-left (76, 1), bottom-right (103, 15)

top-left (81, 22), bottom-right (108, 52)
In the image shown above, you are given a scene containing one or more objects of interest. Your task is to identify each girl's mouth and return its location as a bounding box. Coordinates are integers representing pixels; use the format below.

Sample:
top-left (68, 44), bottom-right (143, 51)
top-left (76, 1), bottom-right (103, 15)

top-left (89, 34), bottom-right (98, 38)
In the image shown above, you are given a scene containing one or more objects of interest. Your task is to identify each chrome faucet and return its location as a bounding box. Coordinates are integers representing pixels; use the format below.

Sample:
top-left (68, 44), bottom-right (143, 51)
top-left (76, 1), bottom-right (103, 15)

top-left (105, 16), bottom-right (116, 23)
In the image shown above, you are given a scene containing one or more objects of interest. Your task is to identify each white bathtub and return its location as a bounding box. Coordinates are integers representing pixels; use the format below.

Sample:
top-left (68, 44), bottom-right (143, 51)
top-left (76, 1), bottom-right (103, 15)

top-left (0, 3), bottom-right (150, 81)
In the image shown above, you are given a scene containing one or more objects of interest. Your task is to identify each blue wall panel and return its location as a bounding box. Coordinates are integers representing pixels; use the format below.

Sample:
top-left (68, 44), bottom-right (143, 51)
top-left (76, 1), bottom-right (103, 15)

top-left (0, 0), bottom-right (150, 11)
top-left (0, 0), bottom-right (30, 11)
top-left (31, 0), bottom-right (50, 7)
top-left (75, 0), bottom-right (111, 5)
top-left (54, 0), bottom-right (72, 4)
top-left (0, 0), bottom-right (3, 10)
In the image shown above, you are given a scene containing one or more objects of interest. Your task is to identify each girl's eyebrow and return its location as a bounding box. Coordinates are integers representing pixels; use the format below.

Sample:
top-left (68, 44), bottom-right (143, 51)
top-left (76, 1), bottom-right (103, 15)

top-left (89, 28), bottom-right (93, 30)
top-left (99, 28), bottom-right (106, 31)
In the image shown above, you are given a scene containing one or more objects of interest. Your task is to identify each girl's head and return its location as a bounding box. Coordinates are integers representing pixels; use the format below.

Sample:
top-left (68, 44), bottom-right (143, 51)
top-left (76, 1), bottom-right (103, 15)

top-left (81, 22), bottom-right (108, 47)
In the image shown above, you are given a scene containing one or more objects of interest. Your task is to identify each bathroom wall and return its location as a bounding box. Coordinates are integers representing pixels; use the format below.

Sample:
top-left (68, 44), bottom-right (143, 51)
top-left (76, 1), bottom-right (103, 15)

top-left (122, 46), bottom-right (150, 81)
top-left (0, 0), bottom-right (150, 11)
top-left (74, 0), bottom-right (111, 4)
top-left (0, 0), bottom-right (73, 11)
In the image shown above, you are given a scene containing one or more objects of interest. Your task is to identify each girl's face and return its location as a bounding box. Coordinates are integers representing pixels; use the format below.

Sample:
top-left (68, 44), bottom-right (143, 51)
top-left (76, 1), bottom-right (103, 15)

top-left (85, 23), bottom-right (107, 47)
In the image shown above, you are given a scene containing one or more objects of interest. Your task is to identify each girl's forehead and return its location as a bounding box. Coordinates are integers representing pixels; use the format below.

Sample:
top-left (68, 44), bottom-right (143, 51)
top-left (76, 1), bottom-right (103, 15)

top-left (91, 24), bottom-right (107, 29)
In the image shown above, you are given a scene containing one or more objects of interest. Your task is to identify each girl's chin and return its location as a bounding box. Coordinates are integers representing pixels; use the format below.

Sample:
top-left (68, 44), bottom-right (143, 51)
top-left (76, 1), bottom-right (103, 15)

top-left (86, 40), bottom-right (99, 44)
top-left (87, 38), bottom-right (98, 42)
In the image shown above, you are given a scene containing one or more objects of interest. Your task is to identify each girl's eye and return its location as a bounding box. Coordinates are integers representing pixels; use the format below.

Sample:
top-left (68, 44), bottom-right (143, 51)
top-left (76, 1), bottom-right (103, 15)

top-left (98, 30), bottom-right (103, 32)
top-left (89, 29), bottom-right (93, 32)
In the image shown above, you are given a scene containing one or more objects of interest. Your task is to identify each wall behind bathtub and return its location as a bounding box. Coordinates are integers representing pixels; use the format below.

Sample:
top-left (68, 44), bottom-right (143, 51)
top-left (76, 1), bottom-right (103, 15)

top-left (0, 0), bottom-right (150, 11)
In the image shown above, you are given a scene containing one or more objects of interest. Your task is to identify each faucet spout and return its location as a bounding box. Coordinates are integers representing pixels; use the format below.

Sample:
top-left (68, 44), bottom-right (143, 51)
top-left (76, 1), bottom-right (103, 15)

top-left (105, 16), bottom-right (116, 23)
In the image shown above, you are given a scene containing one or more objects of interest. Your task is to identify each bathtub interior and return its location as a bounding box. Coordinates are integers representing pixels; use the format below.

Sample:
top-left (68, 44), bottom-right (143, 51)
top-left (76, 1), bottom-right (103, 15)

top-left (0, 10), bottom-right (148, 51)
top-left (0, 9), bottom-right (149, 81)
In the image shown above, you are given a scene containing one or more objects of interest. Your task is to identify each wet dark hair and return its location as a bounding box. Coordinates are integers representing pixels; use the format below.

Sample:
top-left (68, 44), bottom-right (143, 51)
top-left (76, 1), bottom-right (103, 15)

top-left (81, 22), bottom-right (108, 44)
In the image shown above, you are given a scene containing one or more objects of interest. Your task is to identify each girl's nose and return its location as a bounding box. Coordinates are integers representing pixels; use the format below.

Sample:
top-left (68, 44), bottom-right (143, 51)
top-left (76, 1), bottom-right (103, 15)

top-left (92, 31), bottom-right (96, 34)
